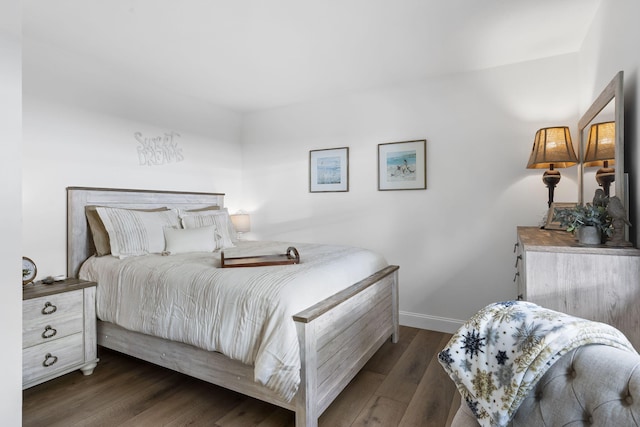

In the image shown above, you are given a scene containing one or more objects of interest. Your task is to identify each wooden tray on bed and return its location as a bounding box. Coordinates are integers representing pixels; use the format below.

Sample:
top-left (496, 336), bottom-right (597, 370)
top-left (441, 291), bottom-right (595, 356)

top-left (221, 246), bottom-right (300, 268)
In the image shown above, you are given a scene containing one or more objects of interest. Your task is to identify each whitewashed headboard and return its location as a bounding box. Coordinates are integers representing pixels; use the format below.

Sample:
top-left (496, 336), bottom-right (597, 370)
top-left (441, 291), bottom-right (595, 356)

top-left (67, 187), bottom-right (225, 278)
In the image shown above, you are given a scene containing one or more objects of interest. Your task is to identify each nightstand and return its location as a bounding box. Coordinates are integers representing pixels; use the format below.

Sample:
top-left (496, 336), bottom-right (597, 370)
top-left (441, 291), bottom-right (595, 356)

top-left (22, 278), bottom-right (98, 389)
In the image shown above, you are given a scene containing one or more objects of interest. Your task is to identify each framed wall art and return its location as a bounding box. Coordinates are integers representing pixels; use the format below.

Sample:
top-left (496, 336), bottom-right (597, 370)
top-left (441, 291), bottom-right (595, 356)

top-left (378, 139), bottom-right (426, 190)
top-left (309, 147), bottom-right (349, 192)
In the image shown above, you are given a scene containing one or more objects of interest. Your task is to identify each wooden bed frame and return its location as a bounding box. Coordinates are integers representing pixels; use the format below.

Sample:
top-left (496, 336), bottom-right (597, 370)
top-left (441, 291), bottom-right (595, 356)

top-left (67, 187), bottom-right (399, 427)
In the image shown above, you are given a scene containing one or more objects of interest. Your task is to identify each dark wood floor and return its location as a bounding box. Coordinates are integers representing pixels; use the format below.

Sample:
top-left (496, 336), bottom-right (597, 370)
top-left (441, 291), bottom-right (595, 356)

top-left (23, 326), bottom-right (460, 427)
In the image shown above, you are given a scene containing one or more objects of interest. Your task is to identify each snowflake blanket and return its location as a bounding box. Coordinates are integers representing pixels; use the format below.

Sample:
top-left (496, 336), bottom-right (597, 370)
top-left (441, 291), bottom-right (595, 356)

top-left (438, 301), bottom-right (637, 427)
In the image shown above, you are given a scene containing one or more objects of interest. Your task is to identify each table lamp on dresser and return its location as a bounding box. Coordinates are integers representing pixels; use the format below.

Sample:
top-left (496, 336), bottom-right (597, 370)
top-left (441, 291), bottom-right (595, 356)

top-left (526, 126), bottom-right (578, 208)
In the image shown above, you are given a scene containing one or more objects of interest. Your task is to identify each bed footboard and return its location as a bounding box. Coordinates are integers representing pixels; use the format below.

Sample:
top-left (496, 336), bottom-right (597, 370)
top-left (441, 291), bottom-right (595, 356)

top-left (97, 265), bottom-right (398, 427)
top-left (293, 265), bottom-right (399, 427)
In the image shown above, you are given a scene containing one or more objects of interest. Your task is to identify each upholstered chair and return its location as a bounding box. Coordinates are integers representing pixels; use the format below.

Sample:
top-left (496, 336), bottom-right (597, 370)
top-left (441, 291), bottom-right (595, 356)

top-left (450, 344), bottom-right (640, 426)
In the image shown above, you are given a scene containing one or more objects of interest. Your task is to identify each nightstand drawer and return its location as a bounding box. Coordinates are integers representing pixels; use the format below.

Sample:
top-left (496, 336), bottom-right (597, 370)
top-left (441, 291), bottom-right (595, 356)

top-left (23, 316), bottom-right (83, 348)
top-left (23, 290), bottom-right (84, 347)
top-left (22, 332), bottom-right (84, 384)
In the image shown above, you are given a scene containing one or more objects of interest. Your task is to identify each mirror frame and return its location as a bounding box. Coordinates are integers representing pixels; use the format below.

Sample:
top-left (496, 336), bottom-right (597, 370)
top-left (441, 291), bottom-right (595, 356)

top-left (578, 71), bottom-right (626, 237)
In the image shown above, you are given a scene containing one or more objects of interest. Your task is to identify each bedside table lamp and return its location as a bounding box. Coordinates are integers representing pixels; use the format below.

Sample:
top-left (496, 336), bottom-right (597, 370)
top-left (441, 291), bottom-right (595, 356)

top-left (230, 212), bottom-right (251, 240)
top-left (584, 121), bottom-right (615, 197)
top-left (526, 126), bottom-right (578, 208)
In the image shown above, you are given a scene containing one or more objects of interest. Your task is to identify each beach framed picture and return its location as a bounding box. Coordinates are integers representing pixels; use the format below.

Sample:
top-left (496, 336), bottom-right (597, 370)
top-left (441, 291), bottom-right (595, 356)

top-left (309, 147), bottom-right (349, 192)
top-left (378, 139), bottom-right (426, 190)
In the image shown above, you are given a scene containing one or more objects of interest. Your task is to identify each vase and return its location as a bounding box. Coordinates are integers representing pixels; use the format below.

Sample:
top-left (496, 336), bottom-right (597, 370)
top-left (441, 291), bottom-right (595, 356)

top-left (578, 226), bottom-right (601, 245)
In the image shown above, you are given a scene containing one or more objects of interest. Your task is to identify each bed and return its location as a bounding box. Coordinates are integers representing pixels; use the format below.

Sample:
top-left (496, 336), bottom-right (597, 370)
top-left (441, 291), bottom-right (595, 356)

top-left (67, 186), bottom-right (399, 427)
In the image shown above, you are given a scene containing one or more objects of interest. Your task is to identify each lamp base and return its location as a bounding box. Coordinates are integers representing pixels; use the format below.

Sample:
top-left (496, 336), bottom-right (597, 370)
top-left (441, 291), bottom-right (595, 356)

top-left (595, 167), bottom-right (615, 197)
top-left (542, 169), bottom-right (561, 208)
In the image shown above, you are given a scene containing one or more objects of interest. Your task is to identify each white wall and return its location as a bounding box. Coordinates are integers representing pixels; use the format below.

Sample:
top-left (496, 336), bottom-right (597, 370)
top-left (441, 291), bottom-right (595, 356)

top-left (0, 1), bottom-right (22, 424)
top-left (22, 42), bottom-right (245, 278)
top-left (579, 0), bottom-right (640, 246)
top-left (242, 54), bottom-right (580, 331)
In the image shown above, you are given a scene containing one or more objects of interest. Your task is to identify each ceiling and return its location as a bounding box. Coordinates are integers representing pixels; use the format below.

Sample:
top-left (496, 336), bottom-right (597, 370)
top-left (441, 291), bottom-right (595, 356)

top-left (23, 0), bottom-right (602, 112)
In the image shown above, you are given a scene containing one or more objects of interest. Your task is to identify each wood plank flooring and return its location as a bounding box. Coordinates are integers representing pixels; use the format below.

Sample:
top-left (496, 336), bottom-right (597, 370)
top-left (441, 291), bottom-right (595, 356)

top-left (23, 326), bottom-right (461, 427)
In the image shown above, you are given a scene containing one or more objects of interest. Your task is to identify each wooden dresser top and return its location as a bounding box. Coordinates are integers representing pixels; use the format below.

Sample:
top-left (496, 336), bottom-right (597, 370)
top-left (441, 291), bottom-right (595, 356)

top-left (517, 226), bottom-right (640, 256)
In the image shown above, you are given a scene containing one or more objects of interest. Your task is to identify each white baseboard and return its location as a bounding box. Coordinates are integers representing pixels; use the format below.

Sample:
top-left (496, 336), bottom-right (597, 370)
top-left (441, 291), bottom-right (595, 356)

top-left (399, 310), bottom-right (464, 334)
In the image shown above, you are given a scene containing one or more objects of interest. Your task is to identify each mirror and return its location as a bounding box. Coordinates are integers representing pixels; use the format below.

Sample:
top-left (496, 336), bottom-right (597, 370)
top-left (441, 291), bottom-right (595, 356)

top-left (578, 71), bottom-right (627, 238)
top-left (581, 101), bottom-right (615, 201)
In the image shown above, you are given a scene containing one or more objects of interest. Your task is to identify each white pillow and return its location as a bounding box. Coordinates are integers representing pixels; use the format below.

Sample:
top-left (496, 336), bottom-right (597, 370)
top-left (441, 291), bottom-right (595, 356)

top-left (180, 209), bottom-right (236, 249)
top-left (96, 207), bottom-right (181, 258)
top-left (163, 226), bottom-right (217, 254)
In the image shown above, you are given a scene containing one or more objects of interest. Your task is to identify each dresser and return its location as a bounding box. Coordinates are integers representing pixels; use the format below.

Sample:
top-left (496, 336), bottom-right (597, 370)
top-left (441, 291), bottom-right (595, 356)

top-left (515, 226), bottom-right (640, 349)
top-left (23, 279), bottom-right (98, 389)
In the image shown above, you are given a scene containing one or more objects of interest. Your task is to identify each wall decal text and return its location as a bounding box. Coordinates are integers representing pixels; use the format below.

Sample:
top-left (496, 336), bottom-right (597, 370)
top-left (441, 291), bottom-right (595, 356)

top-left (135, 131), bottom-right (184, 166)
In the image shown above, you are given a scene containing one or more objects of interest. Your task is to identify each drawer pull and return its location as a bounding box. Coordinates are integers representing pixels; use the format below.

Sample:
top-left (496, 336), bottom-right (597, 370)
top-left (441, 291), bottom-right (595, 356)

top-left (42, 353), bottom-right (58, 367)
top-left (513, 272), bottom-right (520, 282)
top-left (41, 325), bottom-right (57, 339)
top-left (513, 242), bottom-right (519, 253)
top-left (514, 255), bottom-right (522, 268)
top-left (41, 302), bottom-right (57, 315)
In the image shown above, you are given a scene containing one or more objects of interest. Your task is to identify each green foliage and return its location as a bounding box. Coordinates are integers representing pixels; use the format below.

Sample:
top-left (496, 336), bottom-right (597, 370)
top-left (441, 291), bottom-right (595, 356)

top-left (553, 203), bottom-right (613, 237)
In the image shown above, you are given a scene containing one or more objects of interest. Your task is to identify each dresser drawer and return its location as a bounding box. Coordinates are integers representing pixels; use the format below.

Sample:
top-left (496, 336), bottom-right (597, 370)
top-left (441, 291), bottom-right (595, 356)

top-left (514, 238), bottom-right (525, 300)
top-left (23, 290), bottom-right (83, 348)
top-left (23, 332), bottom-right (84, 384)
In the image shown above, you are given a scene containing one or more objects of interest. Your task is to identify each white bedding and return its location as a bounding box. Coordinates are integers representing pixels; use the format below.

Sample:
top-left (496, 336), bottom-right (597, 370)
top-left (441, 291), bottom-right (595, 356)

top-left (79, 240), bottom-right (388, 401)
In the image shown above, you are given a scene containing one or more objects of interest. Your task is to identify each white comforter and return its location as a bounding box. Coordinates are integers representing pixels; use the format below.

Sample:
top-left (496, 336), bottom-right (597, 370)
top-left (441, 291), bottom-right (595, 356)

top-left (79, 241), bottom-right (388, 401)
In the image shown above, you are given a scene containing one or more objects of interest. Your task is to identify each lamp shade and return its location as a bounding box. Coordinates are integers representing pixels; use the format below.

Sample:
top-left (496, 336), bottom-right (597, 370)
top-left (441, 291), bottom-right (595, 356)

top-left (230, 213), bottom-right (251, 233)
top-left (526, 126), bottom-right (578, 169)
top-left (584, 121), bottom-right (615, 167)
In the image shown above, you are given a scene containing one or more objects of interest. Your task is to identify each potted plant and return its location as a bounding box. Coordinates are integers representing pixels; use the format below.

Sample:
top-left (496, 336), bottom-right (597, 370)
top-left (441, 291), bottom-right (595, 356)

top-left (553, 203), bottom-right (613, 244)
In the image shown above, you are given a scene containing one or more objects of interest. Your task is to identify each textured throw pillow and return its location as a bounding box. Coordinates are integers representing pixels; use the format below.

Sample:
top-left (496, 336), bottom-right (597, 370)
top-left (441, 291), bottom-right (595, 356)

top-left (85, 206), bottom-right (112, 256)
top-left (181, 209), bottom-right (236, 249)
top-left (85, 205), bottom-right (170, 256)
top-left (96, 207), bottom-right (181, 258)
top-left (163, 226), bottom-right (217, 254)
